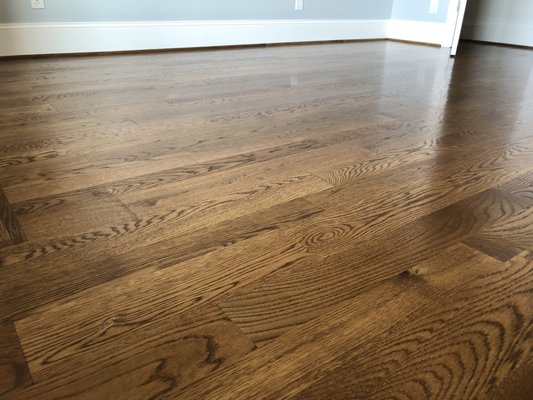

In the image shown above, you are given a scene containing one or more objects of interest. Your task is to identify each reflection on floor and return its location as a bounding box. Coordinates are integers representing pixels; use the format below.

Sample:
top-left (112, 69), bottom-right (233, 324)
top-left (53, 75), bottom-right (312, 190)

top-left (0, 41), bottom-right (532, 399)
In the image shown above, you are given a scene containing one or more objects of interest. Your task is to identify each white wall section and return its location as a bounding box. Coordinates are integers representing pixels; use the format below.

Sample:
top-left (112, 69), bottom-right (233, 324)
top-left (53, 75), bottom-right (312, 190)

top-left (388, 20), bottom-right (448, 46)
top-left (1, 1), bottom-right (529, 56)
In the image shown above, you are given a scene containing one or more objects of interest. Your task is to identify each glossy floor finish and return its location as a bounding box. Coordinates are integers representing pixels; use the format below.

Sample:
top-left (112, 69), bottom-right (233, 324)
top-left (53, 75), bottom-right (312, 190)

top-left (0, 41), bottom-right (532, 399)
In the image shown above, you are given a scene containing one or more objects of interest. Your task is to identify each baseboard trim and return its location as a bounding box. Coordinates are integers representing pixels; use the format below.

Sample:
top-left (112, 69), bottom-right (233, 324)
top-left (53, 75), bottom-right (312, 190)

top-left (460, 38), bottom-right (533, 51)
top-left (0, 19), bottom-right (456, 57)
top-left (0, 39), bottom-right (389, 60)
top-left (388, 38), bottom-right (441, 48)
top-left (0, 19), bottom-right (389, 57)
top-left (388, 20), bottom-right (447, 47)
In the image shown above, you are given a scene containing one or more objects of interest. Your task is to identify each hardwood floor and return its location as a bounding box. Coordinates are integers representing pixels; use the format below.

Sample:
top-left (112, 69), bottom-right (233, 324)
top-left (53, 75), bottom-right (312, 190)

top-left (0, 41), bottom-right (532, 399)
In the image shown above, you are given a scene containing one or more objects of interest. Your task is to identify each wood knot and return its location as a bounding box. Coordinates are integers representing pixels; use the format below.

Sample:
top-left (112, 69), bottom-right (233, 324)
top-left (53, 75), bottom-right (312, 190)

top-left (399, 270), bottom-right (411, 278)
top-left (399, 267), bottom-right (420, 279)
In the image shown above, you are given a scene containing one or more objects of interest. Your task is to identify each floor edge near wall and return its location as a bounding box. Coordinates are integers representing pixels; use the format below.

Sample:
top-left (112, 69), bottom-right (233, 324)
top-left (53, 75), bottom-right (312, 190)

top-left (0, 38), bottom-right (453, 60)
top-left (388, 39), bottom-right (441, 48)
top-left (5, 37), bottom-right (528, 62)
top-left (460, 39), bottom-right (533, 51)
top-left (0, 38), bottom-right (391, 60)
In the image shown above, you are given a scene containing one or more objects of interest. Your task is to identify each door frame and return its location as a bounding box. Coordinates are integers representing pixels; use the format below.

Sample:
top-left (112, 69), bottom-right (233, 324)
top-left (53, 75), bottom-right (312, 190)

top-left (444, 0), bottom-right (469, 56)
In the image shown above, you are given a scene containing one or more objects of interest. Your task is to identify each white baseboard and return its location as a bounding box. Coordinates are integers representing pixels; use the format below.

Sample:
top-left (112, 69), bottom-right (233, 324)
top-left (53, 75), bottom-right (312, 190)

top-left (388, 20), bottom-right (448, 47)
top-left (0, 19), bottom-right (389, 57)
top-left (461, 22), bottom-right (533, 48)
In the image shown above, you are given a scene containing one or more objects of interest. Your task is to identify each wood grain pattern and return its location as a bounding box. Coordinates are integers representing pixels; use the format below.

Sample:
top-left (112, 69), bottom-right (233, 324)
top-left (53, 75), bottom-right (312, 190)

top-left (465, 205), bottom-right (533, 261)
top-left (289, 251), bottom-right (533, 400)
top-left (0, 187), bottom-right (26, 245)
top-left (218, 188), bottom-right (531, 345)
top-left (12, 201), bottom-right (320, 381)
top-left (486, 359), bottom-right (533, 400)
top-left (170, 247), bottom-right (533, 400)
top-left (0, 323), bottom-right (31, 396)
top-left (14, 190), bottom-right (138, 240)
top-left (9, 305), bottom-right (255, 400)
top-left (1, 41), bottom-right (532, 399)
top-left (0, 221), bottom-right (11, 244)
top-left (464, 171), bottom-right (533, 261)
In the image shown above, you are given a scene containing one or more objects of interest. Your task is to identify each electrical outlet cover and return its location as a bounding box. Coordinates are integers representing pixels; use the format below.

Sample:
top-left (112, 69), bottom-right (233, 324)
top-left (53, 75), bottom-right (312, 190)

top-left (31, 0), bottom-right (45, 9)
top-left (429, 0), bottom-right (439, 14)
top-left (295, 0), bottom-right (304, 11)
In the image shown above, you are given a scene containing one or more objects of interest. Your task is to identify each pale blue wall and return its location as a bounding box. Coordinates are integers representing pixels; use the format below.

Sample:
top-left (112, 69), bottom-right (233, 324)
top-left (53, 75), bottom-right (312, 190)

top-left (465, 0), bottom-right (533, 26)
top-left (462, 0), bottom-right (533, 46)
top-left (391, 0), bottom-right (450, 22)
top-left (0, 0), bottom-right (394, 23)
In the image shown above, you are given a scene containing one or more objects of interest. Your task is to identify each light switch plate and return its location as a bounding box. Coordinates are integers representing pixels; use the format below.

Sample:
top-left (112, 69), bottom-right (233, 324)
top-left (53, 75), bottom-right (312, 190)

top-left (31, 0), bottom-right (45, 9)
top-left (429, 0), bottom-right (439, 14)
top-left (295, 0), bottom-right (304, 11)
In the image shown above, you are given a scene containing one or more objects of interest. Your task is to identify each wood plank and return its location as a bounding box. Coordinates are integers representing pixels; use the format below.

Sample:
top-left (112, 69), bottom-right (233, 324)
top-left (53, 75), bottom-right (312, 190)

top-left (218, 189), bottom-right (531, 345)
top-left (486, 360), bottom-right (533, 400)
top-left (303, 139), bottom-right (533, 256)
top-left (1, 41), bottom-right (532, 399)
top-left (0, 162), bottom-right (334, 317)
top-left (0, 125), bottom-right (439, 264)
top-left (1, 152), bottom-right (198, 203)
top-left (8, 188), bottom-right (526, 393)
top-left (288, 252), bottom-right (533, 400)
top-left (0, 187), bottom-right (26, 244)
top-left (10, 304), bottom-right (254, 400)
top-left (0, 171), bottom-right (326, 269)
top-left (4, 197), bottom-right (322, 320)
top-left (499, 170), bottom-right (533, 202)
top-left (0, 104), bottom-right (58, 123)
top-left (0, 136), bottom-right (328, 265)
top-left (465, 205), bottom-right (533, 261)
top-left (0, 118), bottom-right (140, 158)
top-left (2, 136), bottom-right (531, 323)
top-left (14, 191), bottom-right (138, 241)
top-left (12, 222), bottom-right (309, 386)
top-left (165, 247), bottom-right (533, 400)
top-left (0, 323), bottom-right (31, 396)
top-left (0, 221), bottom-right (11, 243)
top-left (0, 150), bottom-right (64, 169)
top-left (464, 170), bottom-right (533, 260)
top-left (121, 140), bottom-right (372, 218)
